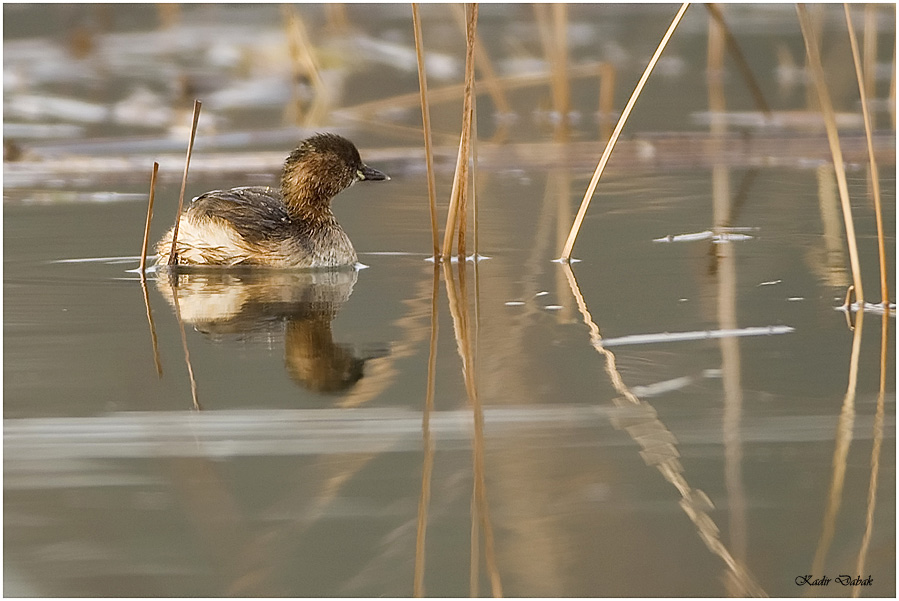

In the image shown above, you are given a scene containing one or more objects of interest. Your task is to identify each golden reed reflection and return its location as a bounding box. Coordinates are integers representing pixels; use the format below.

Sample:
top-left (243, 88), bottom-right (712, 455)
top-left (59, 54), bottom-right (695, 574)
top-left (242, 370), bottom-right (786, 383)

top-left (852, 311), bottom-right (888, 597)
top-left (810, 307), bottom-right (863, 577)
top-left (414, 263), bottom-right (439, 597)
top-left (562, 262), bottom-right (767, 597)
top-left (443, 259), bottom-right (503, 597)
top-left (707, 13), bottom-right (750, 595)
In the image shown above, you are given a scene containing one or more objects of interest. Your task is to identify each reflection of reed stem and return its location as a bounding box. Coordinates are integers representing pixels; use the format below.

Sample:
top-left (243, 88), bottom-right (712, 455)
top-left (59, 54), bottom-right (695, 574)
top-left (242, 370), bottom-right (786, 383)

top-left (413, 263), bottom-right (439, 597)
top-left (411, 4), bottom-right (441, 259)
top-left (797, 4), bottom-right (864, 302)
top-left (167, 99), bottom-right (202, 267)
top-left (844, 4), bottom-right (889, 305)
top-left (442, 258), bottom-right (503, 597)
top-left (170, 282), bottom-right (201, 410)
top-left (561, 262), bottom-right (766, 597)
top-left (560, 3), bottom-right (690, 261)
top-left (811, 307), bottom-right (862, 575)
top-left (852, 311), bottom-right (888, 596)
top-left (470, 487), bottom-right (480, 597)
top-left (140, 275), bottom-right (163, 378)
top-left (140, 162), bottom-right (159, 273)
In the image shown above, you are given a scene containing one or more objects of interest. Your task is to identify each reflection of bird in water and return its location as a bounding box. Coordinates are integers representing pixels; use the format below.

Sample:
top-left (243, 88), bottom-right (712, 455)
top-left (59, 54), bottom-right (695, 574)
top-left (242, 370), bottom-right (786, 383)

top-left (284, 318), bottom-right (365, 394)
top-left (156, 133), bottom-right (388, 267)
top-left (156, 269), bottom-right (385, 395)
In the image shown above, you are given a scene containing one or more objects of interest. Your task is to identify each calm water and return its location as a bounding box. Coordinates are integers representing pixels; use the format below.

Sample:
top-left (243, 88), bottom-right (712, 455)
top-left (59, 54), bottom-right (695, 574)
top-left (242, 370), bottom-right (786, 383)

top-left (4, 4), bottom-right (896, 597)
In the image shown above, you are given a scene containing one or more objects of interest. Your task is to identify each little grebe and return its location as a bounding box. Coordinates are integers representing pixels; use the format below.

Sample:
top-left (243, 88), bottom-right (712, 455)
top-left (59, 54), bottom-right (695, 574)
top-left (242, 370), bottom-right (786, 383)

top-left (156, 133), bottom-right (388, 268)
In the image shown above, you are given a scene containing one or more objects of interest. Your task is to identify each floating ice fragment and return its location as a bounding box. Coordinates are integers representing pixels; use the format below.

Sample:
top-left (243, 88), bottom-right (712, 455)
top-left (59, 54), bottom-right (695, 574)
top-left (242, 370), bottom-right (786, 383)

top-left (654, 230), bottom-right (713, 243)
top-left (544, 305), bottom-right (563, 311)
top-left (631, 375), bottom-right (694, 398)
top-left (504, 301), bottom-right (525, 306)
top-left (53, 255), bottom-right (141, 264)
top-left (837, 301), bottom-right (897, 316)
top-left (758, 280), bottom-right (782, 286)
top-left (712, 233), bottom-right (754, 243)
top-left (655, 228), bottom-right (756, 243)
top-left (598, 325), bottom-right (794, 348)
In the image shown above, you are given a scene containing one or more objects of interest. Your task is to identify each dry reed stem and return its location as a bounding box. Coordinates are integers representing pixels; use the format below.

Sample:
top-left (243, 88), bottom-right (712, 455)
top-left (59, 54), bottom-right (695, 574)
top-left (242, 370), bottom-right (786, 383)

top-left (471, 97), bottom-right (480, 260)
top-left (552, 3), bottom-right (571, 133)
top-left (167, 99), bottom-right (202, 267)
top-left (560, 3), bottom-right (690, 261)
top-left (797, 4), bottom-right (864, 303)
top-left (844, 3), bottom-right (888, 304)
top-left (704, 4), bottom-right (771, 117)
top-left (343, 61), bottom-right (603, 120)
top-left (863, 4), bottom-right (877, 127)
top-left (457, 46), bottom-right (477, 259)
top-left (532, 4), bottom-right (553, 71)
top-left (283, 5), bottom-right (326, 125)
top-left (532, 3), bottom-right (571, 132)
top-left (598, 62), bottom-right (616, 140)
top-left (325, 3), bottom-right (349, 34)
top-left (441, 3), bottom-right (477, 259)
top-left (450, 3), bottom-right (511, 117)
top-left (891, 43), bottom-right (896, 129)
top-left (412, 3), bottom-right (441, 259)
top-left (139, 161), bottom-right (159, 273)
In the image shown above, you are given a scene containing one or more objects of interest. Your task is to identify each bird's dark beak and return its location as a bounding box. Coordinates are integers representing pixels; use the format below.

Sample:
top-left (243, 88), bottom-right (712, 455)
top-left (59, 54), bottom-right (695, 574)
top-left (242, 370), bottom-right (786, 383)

top-left (357, 164), bottom-right (389, 182)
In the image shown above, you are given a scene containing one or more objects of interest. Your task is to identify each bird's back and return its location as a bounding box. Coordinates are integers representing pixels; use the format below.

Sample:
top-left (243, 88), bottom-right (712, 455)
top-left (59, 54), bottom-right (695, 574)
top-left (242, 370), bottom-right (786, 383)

top-left (156, 186), bottom-right (357, 268)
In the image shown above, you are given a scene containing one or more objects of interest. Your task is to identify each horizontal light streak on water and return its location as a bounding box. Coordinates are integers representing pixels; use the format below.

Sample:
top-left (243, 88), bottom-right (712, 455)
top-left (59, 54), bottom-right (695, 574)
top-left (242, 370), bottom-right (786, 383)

top-left (4, 404), bottom-right (892, 467)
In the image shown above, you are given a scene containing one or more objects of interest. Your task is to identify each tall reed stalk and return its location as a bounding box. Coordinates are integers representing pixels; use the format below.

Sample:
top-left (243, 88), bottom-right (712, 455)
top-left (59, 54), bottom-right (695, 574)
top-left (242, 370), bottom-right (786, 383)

top-left (412, 3), bottom-right (440, 259)
top-left (844, 3), bottom-right (889, 305)
top-left (441, 3), bottom-right (478, 259)
top-left (139, 161), bottom-right (163, 377)
top-left (167, 99), bottom-right (202, 267)
top-left (139, 162), bottom-right (159, 273)
top-left (560, 3), bottom-right (690, 261)
top-left (450, 3), bottom-right (511, 118)
top-left (797, 4), bottom-right (864, 303)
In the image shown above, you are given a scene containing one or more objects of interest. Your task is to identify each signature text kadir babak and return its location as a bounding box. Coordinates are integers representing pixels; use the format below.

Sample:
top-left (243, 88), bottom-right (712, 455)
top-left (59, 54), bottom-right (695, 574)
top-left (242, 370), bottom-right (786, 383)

top-left (795, 575), bottom-right (873, 586)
